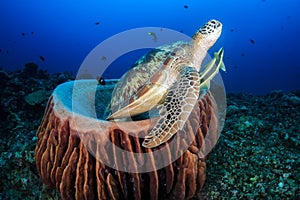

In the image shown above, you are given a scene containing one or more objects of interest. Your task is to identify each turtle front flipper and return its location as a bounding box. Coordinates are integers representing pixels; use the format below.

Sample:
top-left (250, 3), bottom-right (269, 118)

top-left (106, 70), bottom-right (172, 120)
top-left (142, 66), bottom-right (200, 148)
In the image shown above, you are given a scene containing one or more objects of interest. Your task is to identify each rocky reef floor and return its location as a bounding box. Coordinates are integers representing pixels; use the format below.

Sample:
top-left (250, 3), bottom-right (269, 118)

top-left (0, 66), bottom-right (299, 199)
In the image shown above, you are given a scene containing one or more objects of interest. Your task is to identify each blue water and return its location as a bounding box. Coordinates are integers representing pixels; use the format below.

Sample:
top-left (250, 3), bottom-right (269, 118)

top-left (0, 0), bottom-right (299, 94)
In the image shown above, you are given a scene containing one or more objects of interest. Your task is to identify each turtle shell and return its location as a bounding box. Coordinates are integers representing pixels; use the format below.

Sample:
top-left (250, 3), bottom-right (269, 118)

top-left (109, 41), bottom-right (191, 117)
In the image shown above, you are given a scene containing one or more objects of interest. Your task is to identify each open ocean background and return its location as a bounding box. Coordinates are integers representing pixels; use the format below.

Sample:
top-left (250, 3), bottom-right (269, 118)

top-left (0, 1), bottom-right (300, 199)
top-left (1, 0), bottom-right (299, 94)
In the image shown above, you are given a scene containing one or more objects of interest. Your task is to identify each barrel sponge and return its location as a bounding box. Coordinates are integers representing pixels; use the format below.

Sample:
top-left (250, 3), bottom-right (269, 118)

top-left (35, 80), bottom-right (219, 200)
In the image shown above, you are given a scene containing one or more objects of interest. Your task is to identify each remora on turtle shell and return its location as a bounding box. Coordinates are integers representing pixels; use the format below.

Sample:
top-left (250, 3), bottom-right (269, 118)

top-left (107, 19), bottom-right (225, 148)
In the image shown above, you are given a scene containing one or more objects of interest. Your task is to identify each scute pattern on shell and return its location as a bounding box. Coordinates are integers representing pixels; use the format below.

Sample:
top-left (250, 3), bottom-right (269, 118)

top-left (110, 41), bottom-right (191, 114)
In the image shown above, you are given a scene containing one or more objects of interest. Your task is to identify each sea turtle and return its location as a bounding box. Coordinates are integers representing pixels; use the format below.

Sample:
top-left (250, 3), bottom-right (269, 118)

top-left (106, 19), bottom-right (225, 148)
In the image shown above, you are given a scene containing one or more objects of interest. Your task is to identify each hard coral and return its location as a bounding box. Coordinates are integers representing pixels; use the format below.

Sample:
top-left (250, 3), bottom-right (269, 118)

top-left (23, 62), bottom-right (38, 77)
top-left (35, 80), bottom-right (219, 200)
top-left (25, 90), bottom-right (52, 106)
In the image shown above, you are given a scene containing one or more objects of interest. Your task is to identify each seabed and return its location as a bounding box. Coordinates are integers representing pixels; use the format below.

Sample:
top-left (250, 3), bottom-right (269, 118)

top-left (0, 66), bottom-right (299, 199)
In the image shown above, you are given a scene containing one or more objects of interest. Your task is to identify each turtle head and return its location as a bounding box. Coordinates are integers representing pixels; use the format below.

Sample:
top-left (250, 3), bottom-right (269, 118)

top-left (192, 19), bottom-right (222, 50)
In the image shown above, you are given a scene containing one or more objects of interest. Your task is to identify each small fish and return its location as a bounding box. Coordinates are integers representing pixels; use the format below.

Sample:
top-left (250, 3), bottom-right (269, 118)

top-left (97, 76), bottom-right (106, 85)
top-left (184, 5), bottom-right (188, 9)
top-left (95, 22), bottom-right (100, 25)
top-left (21, 32), bottom-right (25, 36)
top-left (101, 56), bottom-right (107, 61)
top-left (250, 39), bottom-right (255, 44)
top-left (230, 29), bottom-right (234, 32)
top-left (6, 50), bottom-right (8, 54)
top-left (31, 32), bottom-right (34, 35)
top-left (241, 53), bottom-right (245, 56)
top-left (0, 49), bottom-right (2, 53)
top-left (39, 56), bottom-right (45, 61)
top-left (148, 32), bottom-right (157, 42)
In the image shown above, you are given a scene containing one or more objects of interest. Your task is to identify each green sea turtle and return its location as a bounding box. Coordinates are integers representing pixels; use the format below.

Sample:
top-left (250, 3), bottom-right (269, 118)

top-left (106, 19), bottom-right (225, 148)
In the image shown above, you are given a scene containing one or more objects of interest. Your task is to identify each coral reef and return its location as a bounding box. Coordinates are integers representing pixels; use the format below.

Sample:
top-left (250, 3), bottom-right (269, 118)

top-left (23, 62), bottom-right (38, 77)
top-left (25, 90), bottom-right (52, 106)
top-left (203, 92), bottom-right (300, 199)
top-left (0, 66), bottom-right (299, 199)
top-left (0, 65), bottom-right (74, 199)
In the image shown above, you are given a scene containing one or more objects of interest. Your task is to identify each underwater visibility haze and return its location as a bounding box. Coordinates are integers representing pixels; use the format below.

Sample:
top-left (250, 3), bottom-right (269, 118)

top-left (0, 0), bottom-right (299, 94)
top-left (0, 0), bottom-right (300, 199)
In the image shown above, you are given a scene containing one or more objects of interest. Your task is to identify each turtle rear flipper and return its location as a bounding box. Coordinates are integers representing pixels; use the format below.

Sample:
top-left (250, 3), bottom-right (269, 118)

top-left (142, 66), bottom-right (200, 148)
